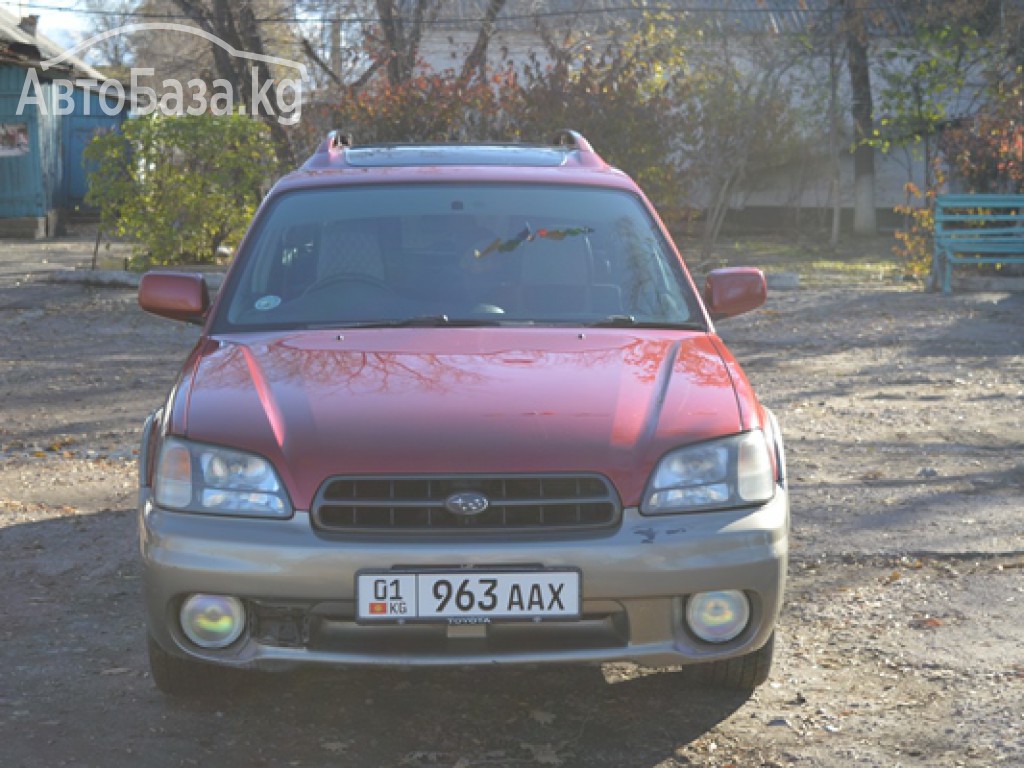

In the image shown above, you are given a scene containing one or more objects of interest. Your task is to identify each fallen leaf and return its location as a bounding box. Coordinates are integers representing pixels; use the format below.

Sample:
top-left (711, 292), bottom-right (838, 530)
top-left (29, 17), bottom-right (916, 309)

top-left (531, 709), bottom-right (556, 726)
top-left (522, 742), bottom-right (562, 765)
top-left (401, 752), bottom-right (445, 765)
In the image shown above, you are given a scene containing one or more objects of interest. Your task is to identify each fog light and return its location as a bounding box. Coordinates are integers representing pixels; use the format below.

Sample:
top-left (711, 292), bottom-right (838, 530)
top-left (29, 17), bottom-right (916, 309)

top-left (180, 594), bottom-right (245, 649)
top-left (686, 590), bottom-right (750, 643)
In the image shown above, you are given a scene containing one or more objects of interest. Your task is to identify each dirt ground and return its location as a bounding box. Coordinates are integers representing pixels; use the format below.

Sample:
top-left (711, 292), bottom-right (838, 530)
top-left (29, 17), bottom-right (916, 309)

top-left (1, 233), bottom-right (1022, 768)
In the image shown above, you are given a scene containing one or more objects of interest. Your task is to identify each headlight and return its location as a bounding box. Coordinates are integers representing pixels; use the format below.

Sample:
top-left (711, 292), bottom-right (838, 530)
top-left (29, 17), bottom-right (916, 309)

top-left (642, 431), bottom-right (775, 515)
top-left (154, 437), bottom-right (292, 518)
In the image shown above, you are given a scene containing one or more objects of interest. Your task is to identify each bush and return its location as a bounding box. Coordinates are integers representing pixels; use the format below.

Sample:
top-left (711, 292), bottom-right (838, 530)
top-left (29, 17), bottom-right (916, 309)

top-left (506, 46), bottom-right (677, 210)
top-left (893, 180), bottom-right (937, 278)
top-left (296, 44), bottom-right (677, 210)
top-left (308, 73), bottom-right (507, 145)
top-left (85, 114), bottom-right (277, 268)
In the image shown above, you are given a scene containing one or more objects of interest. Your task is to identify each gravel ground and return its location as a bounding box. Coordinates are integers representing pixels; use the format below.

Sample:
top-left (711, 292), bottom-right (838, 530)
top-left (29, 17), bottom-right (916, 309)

top-left (1, 233), bottom-right (1022, 767)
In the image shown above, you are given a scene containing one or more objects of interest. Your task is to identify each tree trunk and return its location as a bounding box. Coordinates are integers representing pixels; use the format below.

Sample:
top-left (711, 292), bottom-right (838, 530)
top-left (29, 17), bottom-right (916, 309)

top-left (845, 3), bottom-right (876, 235)
top-left (460, 0), bottom-right (506, 83)
top-left (171, 0), bottom-right (295, 170)
top-left (828, 2), bottom-right (841, 247)
top-left (375, 0), bottom-right (437, 85)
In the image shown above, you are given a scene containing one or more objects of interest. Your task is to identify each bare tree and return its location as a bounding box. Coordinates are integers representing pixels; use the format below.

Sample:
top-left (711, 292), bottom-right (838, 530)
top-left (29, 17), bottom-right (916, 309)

top-left (295, 0), bottom-right (375, 87)
top-left (167, 0), bottom-right (297, 167)
top-left (372, 0), bottom-right (439, 85)
top-left (299, 0), bottom-right (509, 93)
top-left (458, 0), bottom-right (506, 82)
top-left (82, 0), bottom-right (139, 70)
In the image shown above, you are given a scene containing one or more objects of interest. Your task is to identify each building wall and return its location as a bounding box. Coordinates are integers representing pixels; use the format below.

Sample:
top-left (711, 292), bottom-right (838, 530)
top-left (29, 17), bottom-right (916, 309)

top-left (0, 64), bottom-right (51, 219)
top-left (0, 64), bottom-right (126, 231)
top-left (62, 87), bottom-right (126, 210)
top-left (415, 26), bottom-right (984, 220)
top-left (418, 29), bottom-right (551, 77)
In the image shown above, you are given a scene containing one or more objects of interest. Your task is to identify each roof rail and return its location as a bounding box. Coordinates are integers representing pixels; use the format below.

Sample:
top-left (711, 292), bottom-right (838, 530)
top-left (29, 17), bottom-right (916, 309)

top-left (328, 130), bottom-right (354, 149)
top-left (300, 129), bottom-right (607, 171)
top-left (551, 129), bottom-right (592, 151)
top-left (550, 129), bottom-right (603, 167)
top-left (301, 129), bottom-right (354, 169)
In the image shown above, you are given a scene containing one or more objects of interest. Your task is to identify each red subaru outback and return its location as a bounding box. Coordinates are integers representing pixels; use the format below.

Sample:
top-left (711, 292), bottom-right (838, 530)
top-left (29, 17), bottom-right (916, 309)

top-left (137, 131), bottom-right (788, 695)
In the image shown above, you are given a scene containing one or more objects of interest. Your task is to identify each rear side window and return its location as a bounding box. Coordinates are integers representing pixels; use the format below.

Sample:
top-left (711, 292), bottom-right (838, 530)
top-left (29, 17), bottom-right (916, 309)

top-left (215, 184), bottom-right (701, 331)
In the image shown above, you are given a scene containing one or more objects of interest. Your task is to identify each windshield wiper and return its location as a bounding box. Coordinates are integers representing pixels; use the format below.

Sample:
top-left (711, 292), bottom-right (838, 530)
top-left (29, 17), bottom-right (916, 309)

top-left (331, 315), bottom-right (503, 329)
top-left (585, 314), bottom-right (706, 331)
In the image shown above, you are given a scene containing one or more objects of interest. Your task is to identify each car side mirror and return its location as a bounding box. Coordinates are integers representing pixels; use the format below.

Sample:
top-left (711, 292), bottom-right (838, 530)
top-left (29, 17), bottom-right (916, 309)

top-left (138, 272), bottom-right (210, 324)
top-left (704, 268), bottom-right (767, 320)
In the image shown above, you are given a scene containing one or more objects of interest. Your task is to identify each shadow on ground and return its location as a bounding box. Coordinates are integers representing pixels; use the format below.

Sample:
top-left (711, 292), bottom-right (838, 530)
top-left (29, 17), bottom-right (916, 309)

top-left (1, 509), bottom-right (751, 768)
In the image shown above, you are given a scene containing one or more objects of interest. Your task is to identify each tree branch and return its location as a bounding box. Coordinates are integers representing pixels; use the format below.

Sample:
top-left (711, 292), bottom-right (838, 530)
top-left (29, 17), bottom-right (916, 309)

top-left (301, 36), bottom-right (342, 86)
top-left (460, 0), bottom-right (506, 83)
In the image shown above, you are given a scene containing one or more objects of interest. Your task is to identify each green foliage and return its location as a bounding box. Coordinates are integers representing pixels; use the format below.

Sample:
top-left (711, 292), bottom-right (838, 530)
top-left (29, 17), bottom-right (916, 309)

top-left (85, 114), bottom-right (277, 268)
top-left (873, 22), bottom-right (980, 179)
top-left (889, 10), bottom-right (1024, 278)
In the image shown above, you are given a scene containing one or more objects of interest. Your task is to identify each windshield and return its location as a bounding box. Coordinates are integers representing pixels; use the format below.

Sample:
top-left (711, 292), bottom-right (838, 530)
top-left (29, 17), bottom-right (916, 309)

top-left (214, 184), bottom-right (703, 331)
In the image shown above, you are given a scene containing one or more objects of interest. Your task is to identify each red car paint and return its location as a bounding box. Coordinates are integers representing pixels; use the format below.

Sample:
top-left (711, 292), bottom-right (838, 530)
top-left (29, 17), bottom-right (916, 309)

top-left (169, 328), bottom-right (757, 510)
top-left (137, 135), bottom-right (787, 693)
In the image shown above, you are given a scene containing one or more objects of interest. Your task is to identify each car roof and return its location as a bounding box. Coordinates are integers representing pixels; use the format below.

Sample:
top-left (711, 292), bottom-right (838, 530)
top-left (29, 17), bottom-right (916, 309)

top-left (334, 144), bottom-right (573, 168)
top-left (274, 130), bottom-right (637, 194)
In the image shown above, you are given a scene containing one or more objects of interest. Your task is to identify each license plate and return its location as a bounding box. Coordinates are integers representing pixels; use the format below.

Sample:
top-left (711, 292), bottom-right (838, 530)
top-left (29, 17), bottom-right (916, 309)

top-left (356, 570), bottom-right (581, 622)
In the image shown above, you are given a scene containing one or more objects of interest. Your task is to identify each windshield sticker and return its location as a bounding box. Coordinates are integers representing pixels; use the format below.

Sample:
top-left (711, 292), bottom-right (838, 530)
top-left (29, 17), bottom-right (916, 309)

top-left (255, 295), bottom-right (282, 311)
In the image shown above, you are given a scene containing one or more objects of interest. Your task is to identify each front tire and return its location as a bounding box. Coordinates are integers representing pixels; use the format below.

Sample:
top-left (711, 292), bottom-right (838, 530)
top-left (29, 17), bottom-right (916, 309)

top-left (147, 635), bottom-right (241, 696)
top-left (687, 632), bottom-right (775, 691)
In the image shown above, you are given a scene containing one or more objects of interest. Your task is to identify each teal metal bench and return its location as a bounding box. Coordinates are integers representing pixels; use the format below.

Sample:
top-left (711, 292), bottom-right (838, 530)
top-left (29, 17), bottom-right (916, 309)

top-left (934, 194), bottom-right (1024, 293)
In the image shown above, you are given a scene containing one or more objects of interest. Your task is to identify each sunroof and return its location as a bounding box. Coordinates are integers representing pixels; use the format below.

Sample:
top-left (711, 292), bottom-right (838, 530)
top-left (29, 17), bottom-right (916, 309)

top-left (344, 145), bottom-right (569, 168)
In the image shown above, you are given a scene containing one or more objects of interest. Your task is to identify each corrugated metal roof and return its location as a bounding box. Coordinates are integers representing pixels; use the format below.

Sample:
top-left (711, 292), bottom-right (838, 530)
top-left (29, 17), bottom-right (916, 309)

top-left (0, 7), bottom-right (107, 80)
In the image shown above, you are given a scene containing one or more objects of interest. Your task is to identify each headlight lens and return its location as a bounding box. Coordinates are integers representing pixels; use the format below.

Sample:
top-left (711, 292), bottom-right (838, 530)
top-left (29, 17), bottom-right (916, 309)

top-left (154, 438), bottom-right (292, 517)
top-left (642, 431), bottom-right (775, 514)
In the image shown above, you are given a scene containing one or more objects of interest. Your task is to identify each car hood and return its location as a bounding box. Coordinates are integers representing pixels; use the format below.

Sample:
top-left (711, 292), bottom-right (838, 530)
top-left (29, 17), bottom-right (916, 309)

top-left (173, 328), bottom-right (746, 509)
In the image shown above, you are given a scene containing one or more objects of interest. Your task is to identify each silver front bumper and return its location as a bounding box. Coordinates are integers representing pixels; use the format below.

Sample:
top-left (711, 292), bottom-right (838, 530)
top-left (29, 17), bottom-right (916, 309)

top-left (140, 487), bottom-right (789, 669)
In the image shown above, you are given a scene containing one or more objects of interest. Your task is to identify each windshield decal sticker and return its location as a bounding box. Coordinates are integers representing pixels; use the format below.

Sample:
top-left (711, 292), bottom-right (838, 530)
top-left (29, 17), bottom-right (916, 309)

top-left (255, 295), bottom-right (282, 311)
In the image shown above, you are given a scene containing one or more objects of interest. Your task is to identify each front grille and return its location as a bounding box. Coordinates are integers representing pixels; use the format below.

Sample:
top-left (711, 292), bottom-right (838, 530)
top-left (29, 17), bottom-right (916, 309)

top-left (311, 474), bottom-right (620, 533)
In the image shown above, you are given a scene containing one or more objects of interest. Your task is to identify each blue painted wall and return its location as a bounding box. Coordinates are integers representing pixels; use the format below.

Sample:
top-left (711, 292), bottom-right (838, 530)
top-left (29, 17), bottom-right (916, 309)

top-left (63, 86), bottom-right (126, 209)
top-left (0, 64), bottom-right (51, 217)
top-left (0, 64), bottom-right (126, 220)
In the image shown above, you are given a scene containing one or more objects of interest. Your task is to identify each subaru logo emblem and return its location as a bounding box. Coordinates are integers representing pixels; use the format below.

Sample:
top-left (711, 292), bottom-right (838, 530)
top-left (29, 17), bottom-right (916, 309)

top-left (444, 491), bottom-right (489, 516)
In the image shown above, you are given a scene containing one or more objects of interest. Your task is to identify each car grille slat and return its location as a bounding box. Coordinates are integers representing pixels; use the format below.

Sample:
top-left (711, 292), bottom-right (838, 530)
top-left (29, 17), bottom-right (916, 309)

top-left (312, 474), bottom-right (620, 533)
